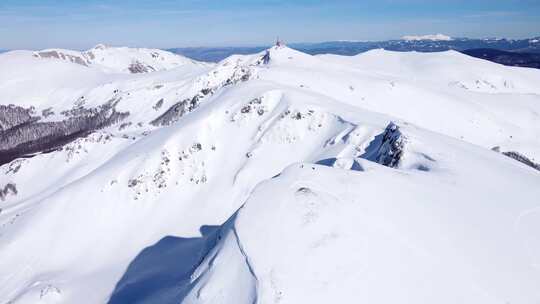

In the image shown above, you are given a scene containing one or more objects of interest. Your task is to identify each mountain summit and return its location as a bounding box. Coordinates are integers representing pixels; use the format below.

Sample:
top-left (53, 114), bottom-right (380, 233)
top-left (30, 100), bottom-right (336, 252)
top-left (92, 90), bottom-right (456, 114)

top-left (32, 45), bottom-right (203, 74)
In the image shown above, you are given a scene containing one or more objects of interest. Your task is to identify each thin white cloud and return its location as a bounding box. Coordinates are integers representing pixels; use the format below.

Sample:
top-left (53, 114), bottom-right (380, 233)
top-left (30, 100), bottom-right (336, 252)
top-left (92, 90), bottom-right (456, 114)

top-left (465, 11), bottom-right (522, 18)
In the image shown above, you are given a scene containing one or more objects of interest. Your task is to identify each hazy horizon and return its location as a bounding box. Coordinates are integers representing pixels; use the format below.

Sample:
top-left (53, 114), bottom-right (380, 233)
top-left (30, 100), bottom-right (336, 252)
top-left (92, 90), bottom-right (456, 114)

top-left (2, 34), bottom-right (540, 52)
top-left (1, 0), bottom-right (540, 50)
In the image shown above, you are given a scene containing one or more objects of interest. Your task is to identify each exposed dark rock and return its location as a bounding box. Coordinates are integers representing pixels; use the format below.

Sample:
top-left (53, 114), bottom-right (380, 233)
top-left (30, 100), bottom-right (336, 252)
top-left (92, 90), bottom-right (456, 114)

top-left (240, 73), bottom-right (250, 82)
top-left (491, 146), bottom-right (501, 152)
top-left (225, 67), bottom-right (252, 87)
top-left (151, 65), bottom-right (252, 126)
top-left (285, 109), bottom-right (313, 121)
top-left (240, 97), bottom-right (265, 116)
top-left (5, 159), bottom-right (24, 174)
top-left (502, 151), bottom-right (540, 171)
top-left (86, 51), bottom-right (96, 60)
top-left (118, 122), bottom-right (132, 131)
top-left (150, 94), bottom-right (202, 126)
top-left (35, 50), bottom-right (90, 66)
top-left (0, 183), bottom-right (17, 201)
top-left (128, 61), bottom-right (155, 74)
top-left (42, 107), bottom-right (55, 118)
top-left (191, 143), bottom-right (202, 152)
top-left (127, 179), bottom-right (139, 188)
top-left (153, 99), bottom-right (164, 111)
top-left (261, 50), bottom-right (271, 64)
top-left (376, 122), bottom-right (405, 168)
top-left (296, 187), bottom-right (312, 194)
top-left (240, 105), bottom-right (251, 114)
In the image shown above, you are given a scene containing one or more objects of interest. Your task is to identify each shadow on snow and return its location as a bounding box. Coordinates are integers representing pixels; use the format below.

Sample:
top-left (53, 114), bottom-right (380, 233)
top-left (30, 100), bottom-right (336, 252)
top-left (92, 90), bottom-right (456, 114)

top-left (107, 225), bottom-right (220, 304)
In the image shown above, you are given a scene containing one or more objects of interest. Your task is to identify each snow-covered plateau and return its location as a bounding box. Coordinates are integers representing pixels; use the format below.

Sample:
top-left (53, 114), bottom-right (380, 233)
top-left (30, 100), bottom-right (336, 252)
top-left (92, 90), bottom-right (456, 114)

top-left (1, 44), bottom-right (539, 304)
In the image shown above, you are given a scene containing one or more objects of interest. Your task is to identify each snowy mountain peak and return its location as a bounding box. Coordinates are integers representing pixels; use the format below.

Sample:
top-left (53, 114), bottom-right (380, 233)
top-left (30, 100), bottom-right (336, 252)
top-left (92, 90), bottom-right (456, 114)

top-left (258, 45), bottom-right (321, 66)
top-left (402, 33), bottom-right (453, 41)
top-left (92, 43), bottom-right (108, 50)
top-left (32, 45), bottom-right (203, 74)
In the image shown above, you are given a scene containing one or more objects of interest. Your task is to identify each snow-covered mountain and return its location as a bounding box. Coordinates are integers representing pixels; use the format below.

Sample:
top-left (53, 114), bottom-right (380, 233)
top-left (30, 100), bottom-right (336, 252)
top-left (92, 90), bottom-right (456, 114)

top-left (1, 44), bottom-right (539, 304)
top-left (32, 44), bottom-right (204, 74)
top-left (167, 36), bottom-right (540, 63)
top-left (171, 36), bottom-right (540, 62)
top-left (402, 33), bottom-right (453, 41)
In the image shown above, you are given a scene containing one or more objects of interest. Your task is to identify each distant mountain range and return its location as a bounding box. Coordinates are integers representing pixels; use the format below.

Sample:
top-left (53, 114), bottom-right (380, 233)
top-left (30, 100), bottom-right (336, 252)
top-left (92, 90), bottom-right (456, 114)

top-left (3, 36), bottom-right (539, 68)
top-left (462, 48), bottom-right (540, 69)
top-left (168, 36), bottom-right (540, 67)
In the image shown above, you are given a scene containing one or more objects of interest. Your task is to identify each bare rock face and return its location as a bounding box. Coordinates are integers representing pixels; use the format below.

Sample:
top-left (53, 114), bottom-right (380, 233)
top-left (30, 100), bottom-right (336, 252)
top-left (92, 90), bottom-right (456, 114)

top-left (34, 50), bottom-right (90, 66)
top-left (128, 61), bottom-right (156, 74)
top-left (150, 93), bottom-right (203, 126)
top-left (0, 101), bottom-right (129, 166)
top-left (153, 99), bottom-right (164, 111)
top-left (502, 151), bottom-right (540, 171)
top-left (375, 122), bottom-right (406, 168)
top-left (0, 183), bottom-right (17, 201)
top-left (151, 66), bottom-right (252, 127)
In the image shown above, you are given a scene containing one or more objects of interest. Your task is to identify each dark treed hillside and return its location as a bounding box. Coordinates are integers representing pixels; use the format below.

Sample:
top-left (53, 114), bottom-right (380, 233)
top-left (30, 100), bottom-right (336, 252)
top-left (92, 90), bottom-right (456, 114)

top-left (461, 48), bottom-right (540, 69)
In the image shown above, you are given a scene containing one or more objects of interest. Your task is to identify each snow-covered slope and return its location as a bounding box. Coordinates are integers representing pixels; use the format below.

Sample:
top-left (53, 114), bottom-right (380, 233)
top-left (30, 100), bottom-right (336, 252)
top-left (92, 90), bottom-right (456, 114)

top-left (0, 45), bottom-right (539, 304)
top-left (317, 49), bottom-right (540, 159)
top-left (32, 44), bottom-right (205, 74)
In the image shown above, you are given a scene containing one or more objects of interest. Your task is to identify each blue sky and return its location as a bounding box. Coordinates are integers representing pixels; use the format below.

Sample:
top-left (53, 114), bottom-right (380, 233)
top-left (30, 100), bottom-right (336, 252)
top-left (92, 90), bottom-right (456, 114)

top-left (1, 0), bottom-right (539, 49)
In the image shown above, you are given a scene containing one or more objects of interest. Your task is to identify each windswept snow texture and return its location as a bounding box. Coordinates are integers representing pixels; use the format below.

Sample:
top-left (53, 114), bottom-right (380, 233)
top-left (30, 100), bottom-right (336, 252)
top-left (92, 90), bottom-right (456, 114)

top-left (1, 45), bottom-right (539, 304)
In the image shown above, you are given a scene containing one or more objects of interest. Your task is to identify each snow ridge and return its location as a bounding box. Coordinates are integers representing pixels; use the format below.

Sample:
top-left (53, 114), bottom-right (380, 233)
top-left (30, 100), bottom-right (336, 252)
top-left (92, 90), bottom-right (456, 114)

top-left (33, 44), bottom-right (203, 74)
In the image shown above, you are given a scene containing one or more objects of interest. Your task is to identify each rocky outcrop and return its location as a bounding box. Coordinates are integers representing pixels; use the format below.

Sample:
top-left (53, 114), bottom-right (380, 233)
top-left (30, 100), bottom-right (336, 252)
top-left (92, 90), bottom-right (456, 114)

top-left (0, 101), bottom-right (128, 166)
top-left (34, 50), bottom-right (90, 66)
top-left (153, 99), bottom-right (164, 111)
top-left (375, 122), bottom-right (406, 168)
top-left (150, 92), bottom-right (206, 126)
top-left (128, 61), bottom-right (156, 74)
top-left (261, 50), bottom-right (271, 65)
top-left (502, 151), bottom-right (540, 171)
top-left (491, 147), bottom-right (540, 171)
top-left (151, 65), bottom-right (252, 126)
top-left (0, 183), bottom-right (17, 201)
